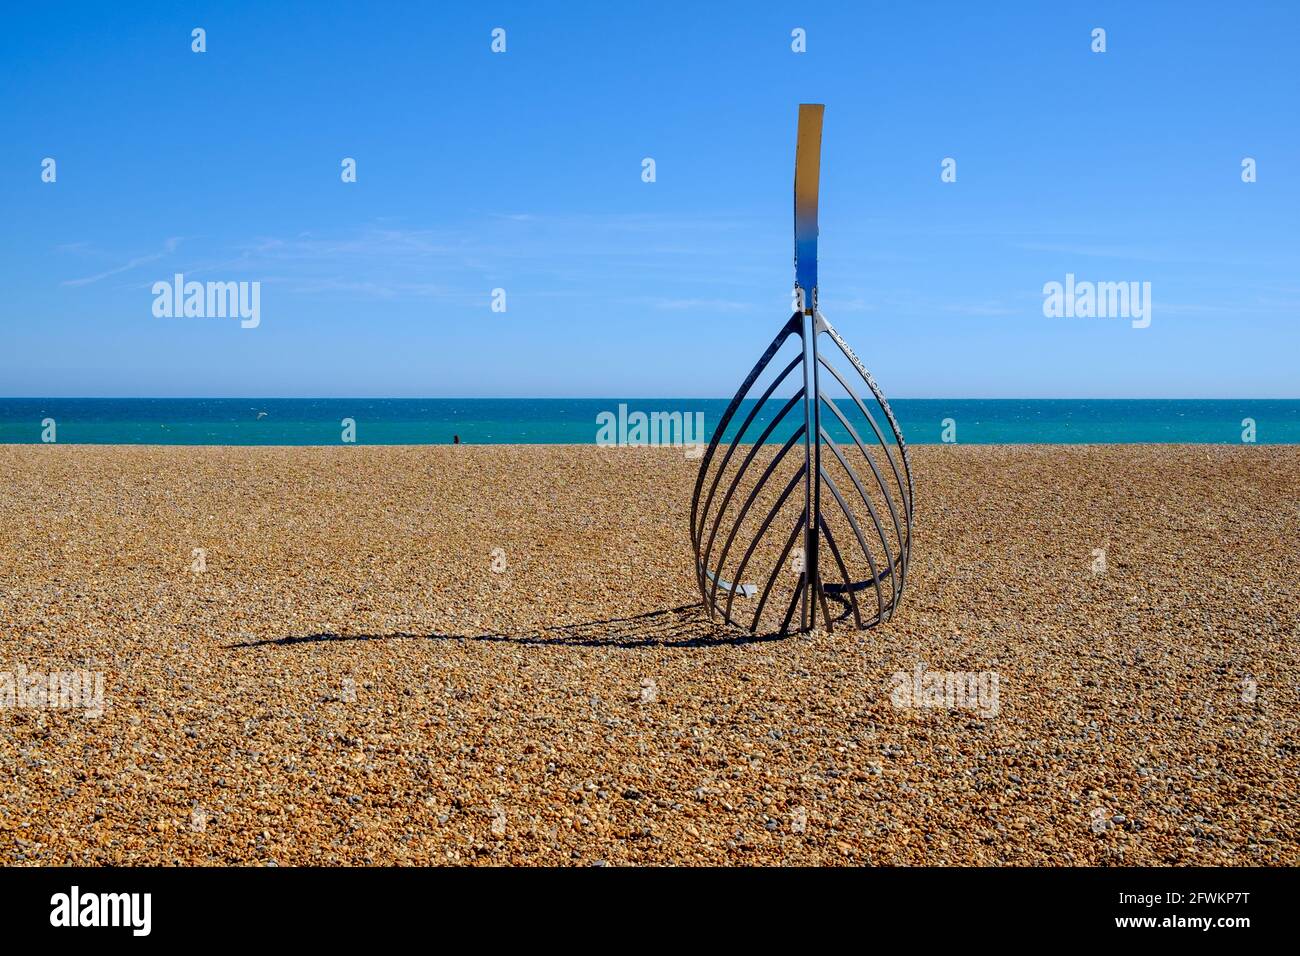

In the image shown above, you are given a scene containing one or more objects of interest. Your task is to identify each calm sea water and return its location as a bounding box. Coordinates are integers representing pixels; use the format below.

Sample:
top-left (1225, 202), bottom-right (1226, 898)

top-left (1, 398), bottom-right (1297, 445)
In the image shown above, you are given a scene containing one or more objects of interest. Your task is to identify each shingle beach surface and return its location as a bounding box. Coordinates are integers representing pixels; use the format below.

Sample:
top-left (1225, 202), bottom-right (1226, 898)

top-left (0, 444), bottom-right (1295, 865)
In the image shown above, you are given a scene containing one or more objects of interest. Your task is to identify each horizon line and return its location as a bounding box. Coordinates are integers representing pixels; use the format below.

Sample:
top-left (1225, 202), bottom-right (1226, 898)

top-left (3, 396), bottom-right (1300, 403)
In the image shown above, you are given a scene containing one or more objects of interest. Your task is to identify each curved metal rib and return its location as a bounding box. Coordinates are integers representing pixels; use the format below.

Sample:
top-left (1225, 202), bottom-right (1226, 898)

top-left (718, 462), bottom-right (807, 623)
top-left (817, 465), bottom-right (886, 623)
top-left (818, 409), bottom-right (902, 575)
top-left (693, 351), bottom-right (802, 549)
top-left (749, 511), bottom-right (807, 632)
top-left (818, 515), bottom-right (863, 628)
top-left (701, 418), bottom-right (807, 613)
top-left (819, 314), bottom-right (913, 520)
top-left (690, 314), bottom-right (801, 537)
top-left (818, 351), bottom-right (910, 527)
top-left (818, 426), bottom-right (897, 602)
top-left (698, 390), bottom-right (806, 594)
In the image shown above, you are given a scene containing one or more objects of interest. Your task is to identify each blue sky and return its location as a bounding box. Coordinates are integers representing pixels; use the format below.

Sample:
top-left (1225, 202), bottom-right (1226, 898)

top-left (1, 1), bottom-right (1296, 398)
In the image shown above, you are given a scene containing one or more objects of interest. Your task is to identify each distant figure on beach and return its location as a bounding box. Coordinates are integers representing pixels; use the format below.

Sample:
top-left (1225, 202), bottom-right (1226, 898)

top-left (453, 434), bottom-right (460, 444)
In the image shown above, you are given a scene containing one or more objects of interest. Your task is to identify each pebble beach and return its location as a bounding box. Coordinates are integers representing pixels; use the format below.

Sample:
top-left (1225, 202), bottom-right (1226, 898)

top-left (0, 443), bottom-right (1295, 866)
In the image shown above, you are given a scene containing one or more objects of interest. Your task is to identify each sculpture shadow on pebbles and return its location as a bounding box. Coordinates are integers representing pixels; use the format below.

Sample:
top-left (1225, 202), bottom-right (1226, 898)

top-left (226, 602), bottom-right (814, 651)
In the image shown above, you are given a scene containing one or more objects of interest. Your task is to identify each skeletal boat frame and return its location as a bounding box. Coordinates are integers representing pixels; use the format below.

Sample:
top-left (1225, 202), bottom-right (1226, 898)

top-left (689, 105), bottom-right (914, 635)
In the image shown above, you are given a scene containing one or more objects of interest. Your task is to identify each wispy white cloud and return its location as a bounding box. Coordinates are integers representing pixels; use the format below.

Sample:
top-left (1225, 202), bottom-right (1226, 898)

top-left (941, 301), bottom-right (1018, 317)
top-left (62, 237), bottom-right (183, 286)
top-left (1013, 240), bottom-right (1165, 261)
top-left (58, 213), bottom-right (767, 302)
top-left (1011, 240), bottom-right (1286, 270)
top-left (239, 228), bottom-right (457, 262)
top-left (262, 276), bottom-right (448, 298)
top-left (652, 297), bottom-right (753, 312)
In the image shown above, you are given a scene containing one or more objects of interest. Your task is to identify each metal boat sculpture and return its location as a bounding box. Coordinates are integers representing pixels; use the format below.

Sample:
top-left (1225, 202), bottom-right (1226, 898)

top-left (689, 104), bottom-right (914, 635)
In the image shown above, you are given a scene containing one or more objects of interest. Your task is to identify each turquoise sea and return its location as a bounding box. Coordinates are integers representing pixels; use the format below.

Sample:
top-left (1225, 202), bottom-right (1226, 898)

top-left (1, 398), bottom-right (1297, 445)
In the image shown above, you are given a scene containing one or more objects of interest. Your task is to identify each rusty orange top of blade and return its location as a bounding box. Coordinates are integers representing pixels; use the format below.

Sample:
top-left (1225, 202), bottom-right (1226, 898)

top-left (794, 104), bottom-right (824, 309)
